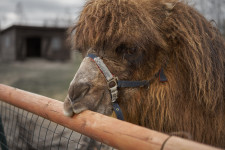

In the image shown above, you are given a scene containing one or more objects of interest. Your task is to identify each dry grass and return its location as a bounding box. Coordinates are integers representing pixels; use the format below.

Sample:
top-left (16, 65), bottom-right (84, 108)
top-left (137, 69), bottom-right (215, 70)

top-left (0, 51), bottom-right (82, 101)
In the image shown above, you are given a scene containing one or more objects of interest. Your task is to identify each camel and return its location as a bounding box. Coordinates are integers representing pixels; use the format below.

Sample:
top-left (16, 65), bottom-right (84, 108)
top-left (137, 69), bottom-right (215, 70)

top-left (64, 0), bottom-right (225, 148)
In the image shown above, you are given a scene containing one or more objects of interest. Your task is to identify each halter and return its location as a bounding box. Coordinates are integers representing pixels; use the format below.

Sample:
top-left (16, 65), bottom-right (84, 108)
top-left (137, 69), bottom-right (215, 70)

top-left (87, 53), bottom-right (167, 120)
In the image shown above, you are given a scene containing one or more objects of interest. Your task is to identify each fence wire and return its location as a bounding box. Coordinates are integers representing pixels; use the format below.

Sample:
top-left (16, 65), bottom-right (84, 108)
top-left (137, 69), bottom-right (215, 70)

top-left (0, 101), bottom-right (114, 150)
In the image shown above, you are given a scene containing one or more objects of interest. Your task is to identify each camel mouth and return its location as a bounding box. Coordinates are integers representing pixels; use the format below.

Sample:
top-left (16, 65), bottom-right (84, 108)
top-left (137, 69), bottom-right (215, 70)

top-left (72, 103), bottom-right (88, 114)
top-left (93, 90), bottom-right (114, 116)
top-left (64, 89), bottom-right (113, 117)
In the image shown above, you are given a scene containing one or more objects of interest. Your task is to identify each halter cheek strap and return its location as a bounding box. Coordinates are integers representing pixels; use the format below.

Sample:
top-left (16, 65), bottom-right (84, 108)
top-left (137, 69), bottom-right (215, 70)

top-left (87, 53), bottom-right (119, 102)
top-left (87, 53), bottom-right (167, 120)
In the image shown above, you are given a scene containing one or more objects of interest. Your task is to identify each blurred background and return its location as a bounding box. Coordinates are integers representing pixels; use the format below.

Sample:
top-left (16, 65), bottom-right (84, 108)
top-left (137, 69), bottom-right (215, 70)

top-left (0, 0), bottom-right (224, 101)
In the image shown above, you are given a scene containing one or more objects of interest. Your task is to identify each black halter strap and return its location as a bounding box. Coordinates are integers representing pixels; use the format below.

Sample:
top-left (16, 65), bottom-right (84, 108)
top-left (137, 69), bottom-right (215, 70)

top-left (87, 53), bottom-right (167, 120)
top-left (117, 68), bottom-right (168, 87)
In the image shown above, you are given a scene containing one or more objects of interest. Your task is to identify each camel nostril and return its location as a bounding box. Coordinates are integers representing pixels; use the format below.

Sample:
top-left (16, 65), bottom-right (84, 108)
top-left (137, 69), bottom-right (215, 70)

top-left (69, 83), bottom-right (91, 103)
top-left (80, 85), bottom-right (90, 98)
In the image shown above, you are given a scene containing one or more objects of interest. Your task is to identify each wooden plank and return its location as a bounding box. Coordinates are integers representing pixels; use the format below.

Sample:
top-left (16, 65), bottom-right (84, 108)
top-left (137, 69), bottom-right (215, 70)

top-left (0, 84), bottom-right (221, 150)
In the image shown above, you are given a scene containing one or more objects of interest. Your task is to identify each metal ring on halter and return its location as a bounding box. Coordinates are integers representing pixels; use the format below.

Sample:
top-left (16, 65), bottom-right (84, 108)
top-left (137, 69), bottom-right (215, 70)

top-left (107, 77), bottom-right (118, 102)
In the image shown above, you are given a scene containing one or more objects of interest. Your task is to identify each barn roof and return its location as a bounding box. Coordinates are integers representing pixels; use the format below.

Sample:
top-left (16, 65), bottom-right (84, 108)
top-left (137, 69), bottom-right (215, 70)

top-left (0, 25), bottom-right (67, 34)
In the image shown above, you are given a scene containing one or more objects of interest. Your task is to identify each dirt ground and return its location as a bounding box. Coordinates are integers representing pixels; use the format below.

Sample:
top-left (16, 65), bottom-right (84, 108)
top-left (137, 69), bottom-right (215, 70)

top-left (0, 51), bottom-right (82, 101)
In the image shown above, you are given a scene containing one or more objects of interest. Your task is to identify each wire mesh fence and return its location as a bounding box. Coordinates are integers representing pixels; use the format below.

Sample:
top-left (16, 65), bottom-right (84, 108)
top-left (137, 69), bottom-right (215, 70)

top-left (0, 101), bottom-right (113, 150)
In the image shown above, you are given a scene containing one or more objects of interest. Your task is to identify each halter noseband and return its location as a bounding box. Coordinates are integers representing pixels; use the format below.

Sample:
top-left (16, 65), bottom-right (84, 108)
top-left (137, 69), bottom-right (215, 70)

top-left (87, 53), bottom-right (167, 120)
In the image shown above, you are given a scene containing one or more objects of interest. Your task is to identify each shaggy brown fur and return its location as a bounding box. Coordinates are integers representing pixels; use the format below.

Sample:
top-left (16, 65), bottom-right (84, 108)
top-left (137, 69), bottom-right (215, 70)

top-left (68, 0), bottom-right (225, 148)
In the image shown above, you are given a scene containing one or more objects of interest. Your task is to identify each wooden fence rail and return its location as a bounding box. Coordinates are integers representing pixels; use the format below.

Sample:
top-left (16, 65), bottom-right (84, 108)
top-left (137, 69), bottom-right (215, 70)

top-left (0, 84), bottom-right (221, 150)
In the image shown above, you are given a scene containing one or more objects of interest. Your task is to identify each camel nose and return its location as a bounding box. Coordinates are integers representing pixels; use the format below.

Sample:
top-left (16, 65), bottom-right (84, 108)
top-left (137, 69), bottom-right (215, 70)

top-left (68, 83), bottom-right (91, 103)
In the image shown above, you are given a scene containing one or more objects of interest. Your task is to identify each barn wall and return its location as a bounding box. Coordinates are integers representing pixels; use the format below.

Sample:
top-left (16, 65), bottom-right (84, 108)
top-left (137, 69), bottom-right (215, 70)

top-left (0, 25), bottom-right (70, 62)
top-left (0, 29), bottom-right (16, 62)
top-left (47, 35), bottom-right (70, 61)
top-left (15, 27), bottom-right (70, 61)
top-left (0, 34), bottom-right (1, 61)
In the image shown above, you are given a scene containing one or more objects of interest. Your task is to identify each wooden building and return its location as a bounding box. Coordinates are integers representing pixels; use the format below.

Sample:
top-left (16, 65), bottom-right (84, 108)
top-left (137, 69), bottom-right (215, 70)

top-left (0, 25), bottom-right (70, 62)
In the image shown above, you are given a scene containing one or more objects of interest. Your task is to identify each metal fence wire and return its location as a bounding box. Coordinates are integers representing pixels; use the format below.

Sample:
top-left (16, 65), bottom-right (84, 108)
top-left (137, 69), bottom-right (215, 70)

top-left (0, 101), bottom-right (113, 150)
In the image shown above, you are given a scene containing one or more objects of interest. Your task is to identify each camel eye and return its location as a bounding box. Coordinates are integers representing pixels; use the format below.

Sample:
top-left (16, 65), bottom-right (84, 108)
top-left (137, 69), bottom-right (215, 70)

top-left (127, 47), bottom-right (137, 55)
top-left (115, 44), bottom-right (127, 54)
top-left (115, 44), bottom-right (137, 56)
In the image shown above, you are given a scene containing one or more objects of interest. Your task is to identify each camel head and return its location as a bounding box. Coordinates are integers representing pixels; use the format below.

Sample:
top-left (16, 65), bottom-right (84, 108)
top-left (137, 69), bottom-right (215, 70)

top-left (63, 0), bottom-right (168, 119)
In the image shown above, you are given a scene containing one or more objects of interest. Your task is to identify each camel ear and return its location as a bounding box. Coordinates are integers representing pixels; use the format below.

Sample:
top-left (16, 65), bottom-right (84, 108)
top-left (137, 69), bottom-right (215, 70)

top-left (164, 2), bottom-right (176, 11)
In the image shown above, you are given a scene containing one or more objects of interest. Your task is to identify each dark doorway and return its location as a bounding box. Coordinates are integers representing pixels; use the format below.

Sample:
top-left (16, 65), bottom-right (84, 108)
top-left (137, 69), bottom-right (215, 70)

top-left (26, 37), bottom-right (41, 57)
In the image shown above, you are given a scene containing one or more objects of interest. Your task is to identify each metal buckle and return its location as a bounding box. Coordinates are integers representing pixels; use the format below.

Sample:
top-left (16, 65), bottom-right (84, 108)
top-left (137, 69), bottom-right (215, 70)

top-left (111, 90), bottom-right (118, 102)
top-left (107, 77), bottom-right (118, 102)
